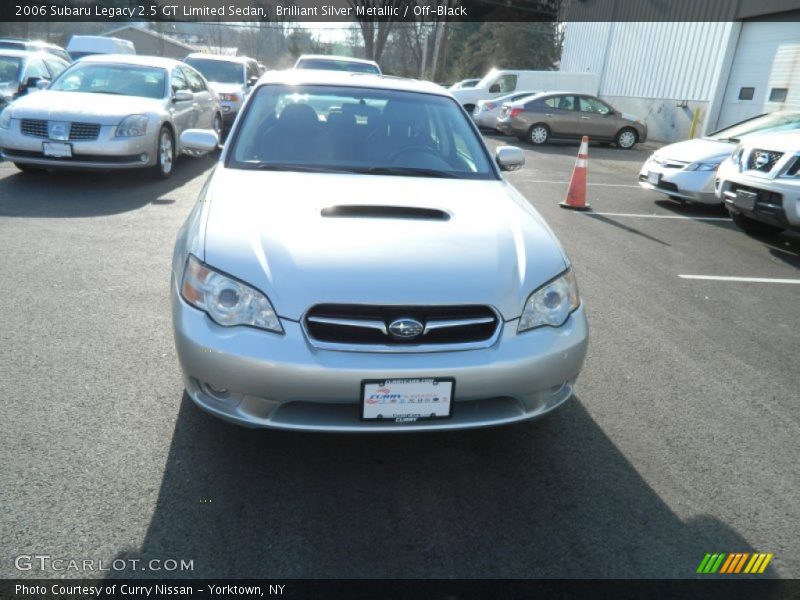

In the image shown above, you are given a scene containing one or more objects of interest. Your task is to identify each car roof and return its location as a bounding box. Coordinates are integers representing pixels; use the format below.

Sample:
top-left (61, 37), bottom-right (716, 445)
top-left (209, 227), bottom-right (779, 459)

top-left (255, 69), bottom-right (450, 97)
top-left (72, 54), bottom-right (184, 69)
top-left (0, 48), bottom-right (55, 60)
top-left (185, 53), bottom-right (252, 64)
top-left (296, 54), bottom-right (379, 67)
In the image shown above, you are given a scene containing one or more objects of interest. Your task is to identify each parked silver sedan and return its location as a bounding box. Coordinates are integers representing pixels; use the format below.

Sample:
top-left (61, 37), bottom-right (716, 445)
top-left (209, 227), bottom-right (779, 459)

top-left (171, 69), bottom-right (589, 432)
top-left (0, 54), bottom-right (222, 178)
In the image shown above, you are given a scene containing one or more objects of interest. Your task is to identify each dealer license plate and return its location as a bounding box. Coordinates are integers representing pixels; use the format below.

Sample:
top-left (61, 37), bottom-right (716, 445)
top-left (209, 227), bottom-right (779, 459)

top-left (361, 378), bottom-right (454, 422)
top-left (42, 142), bottom-right (72, 158)
top-left (647, 171), bottom-right (660, 185)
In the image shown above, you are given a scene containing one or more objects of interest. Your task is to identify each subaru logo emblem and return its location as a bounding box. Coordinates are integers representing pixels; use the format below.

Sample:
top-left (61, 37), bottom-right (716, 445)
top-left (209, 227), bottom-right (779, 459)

top-left (388, 318), bottom-right (424, 339)
top-left (754, 152), bottom-right (769, 168)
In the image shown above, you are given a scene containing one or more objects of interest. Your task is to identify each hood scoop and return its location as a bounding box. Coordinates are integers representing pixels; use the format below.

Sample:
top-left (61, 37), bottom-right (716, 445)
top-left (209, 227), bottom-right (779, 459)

top-left (321, 205), bottom-right (450, 221)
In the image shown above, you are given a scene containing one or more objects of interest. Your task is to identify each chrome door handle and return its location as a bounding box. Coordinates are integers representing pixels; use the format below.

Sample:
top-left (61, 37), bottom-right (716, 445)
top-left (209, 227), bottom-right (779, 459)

top-left (580, 116), bottom-right (590, 120)
top-left (545, 113), bottom-right (553, 117)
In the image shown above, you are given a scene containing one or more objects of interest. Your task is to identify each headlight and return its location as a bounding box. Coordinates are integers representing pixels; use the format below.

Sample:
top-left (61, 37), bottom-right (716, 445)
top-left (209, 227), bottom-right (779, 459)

top-left (116, 114), bottom-right (148, 137)
top-left (219, 93), bottom-right (240, 102)
top-left (180, 255), bottom-right (283, 333)
top-left (685, 161), bottom-right (721, 172)
top-left (0, 108), bottom-right (11, 129)
top-left (518, 269), bottom-right (580, 332)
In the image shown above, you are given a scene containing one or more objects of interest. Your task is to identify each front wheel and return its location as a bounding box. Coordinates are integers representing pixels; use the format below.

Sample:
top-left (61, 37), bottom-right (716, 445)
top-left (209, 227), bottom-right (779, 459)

top-left (212, 113), bottom-right (223, 148)
top-left (615, 127), bottom-right (638, 149)
top-left (152, 126), bottom-right (175, 179)
top-left (528, 124), bottom-right (549, 145)
top-left (14, 163), bottom-right (42, 173)
top-left (730, 211), bottom-right (784, 236)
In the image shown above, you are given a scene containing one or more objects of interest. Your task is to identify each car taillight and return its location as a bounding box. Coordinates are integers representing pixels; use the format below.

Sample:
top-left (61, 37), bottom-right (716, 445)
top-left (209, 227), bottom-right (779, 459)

top-left (510, 108), bottom-right (524, 118)
top-left (485, 102), bottom-right (496, 110)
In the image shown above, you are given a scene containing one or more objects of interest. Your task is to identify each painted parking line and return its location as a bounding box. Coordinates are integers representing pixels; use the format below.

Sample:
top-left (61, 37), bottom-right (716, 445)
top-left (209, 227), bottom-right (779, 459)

top-left (679, 275), bottom-right (800, 284)
top-left (587, 212), bottom-right (731, 222)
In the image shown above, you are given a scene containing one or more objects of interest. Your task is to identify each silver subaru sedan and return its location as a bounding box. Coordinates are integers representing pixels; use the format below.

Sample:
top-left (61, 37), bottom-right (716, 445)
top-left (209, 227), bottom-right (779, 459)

top-left (172, 69), bottom-right (588, 432)
top-left (0, 54), bottom-right (222, 178)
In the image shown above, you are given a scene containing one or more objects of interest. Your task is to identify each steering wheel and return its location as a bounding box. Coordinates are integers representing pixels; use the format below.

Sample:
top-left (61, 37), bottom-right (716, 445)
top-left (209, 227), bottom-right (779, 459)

top-left (386, 145), bottom-right (443, 165)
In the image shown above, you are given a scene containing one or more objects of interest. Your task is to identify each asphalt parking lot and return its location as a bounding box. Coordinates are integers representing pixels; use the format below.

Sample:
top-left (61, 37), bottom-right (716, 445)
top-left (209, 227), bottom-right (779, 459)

top-left (1, 136), bottom-right (798, 580)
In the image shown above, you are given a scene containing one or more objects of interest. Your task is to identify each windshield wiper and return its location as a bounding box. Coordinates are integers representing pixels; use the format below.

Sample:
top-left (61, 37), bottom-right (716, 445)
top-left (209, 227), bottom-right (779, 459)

top-left (361, 166), bottom-right (459, 179)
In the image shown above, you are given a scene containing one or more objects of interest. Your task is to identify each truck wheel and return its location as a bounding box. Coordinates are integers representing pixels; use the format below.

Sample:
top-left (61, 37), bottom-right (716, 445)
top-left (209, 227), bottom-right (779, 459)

top-left (730, 211), bottom-right (784, 236)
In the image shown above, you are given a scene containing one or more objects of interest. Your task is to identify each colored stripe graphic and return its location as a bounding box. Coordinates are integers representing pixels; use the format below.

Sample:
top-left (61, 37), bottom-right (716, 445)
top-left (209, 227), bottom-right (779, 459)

top-left (702, 552), bottom-right (775, 574)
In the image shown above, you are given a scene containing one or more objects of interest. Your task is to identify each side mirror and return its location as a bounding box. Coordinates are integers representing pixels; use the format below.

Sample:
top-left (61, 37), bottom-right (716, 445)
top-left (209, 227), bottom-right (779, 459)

top-left (247, 76), bottom-right (258, 87)
top-left (495, 146), bottom-right (525, 172)
top-left (35, 79), bottom-right (50, 90)
top-left (180, 129), bottom-right (219, 155)
top-left (25, 77), bottom-right (42, 89)
top-left (172, 89), bottom-right (193, 103)
top-left (489, 84), bottom-right (501, 93)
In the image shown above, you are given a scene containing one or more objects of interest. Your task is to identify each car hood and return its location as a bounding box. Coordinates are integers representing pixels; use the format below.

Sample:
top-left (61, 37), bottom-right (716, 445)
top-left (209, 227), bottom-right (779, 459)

top-left (656, 138), bottom-right (734, 162)
top-left (5, 90), bottom-right (164, 123)
top-left (737, 130), bottom-right (800, 153)
top-left (200, 169), bottom-right (568, 321)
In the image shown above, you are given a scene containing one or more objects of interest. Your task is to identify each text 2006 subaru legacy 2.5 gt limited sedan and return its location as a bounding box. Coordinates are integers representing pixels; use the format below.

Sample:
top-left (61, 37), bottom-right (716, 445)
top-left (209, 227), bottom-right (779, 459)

top-left (172, 69), bottom-right (589, 432)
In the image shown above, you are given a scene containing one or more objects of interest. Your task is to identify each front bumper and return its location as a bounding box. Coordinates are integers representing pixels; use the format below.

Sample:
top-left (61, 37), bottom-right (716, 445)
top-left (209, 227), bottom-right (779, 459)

top-left (716, 171), bottom-right (800, 231)
top-left (638, 158), bottom-right (718, 204)
top-left (172, 293), bottom-right (589, 432)
top-left (0, 123), bottom-right (158, 170)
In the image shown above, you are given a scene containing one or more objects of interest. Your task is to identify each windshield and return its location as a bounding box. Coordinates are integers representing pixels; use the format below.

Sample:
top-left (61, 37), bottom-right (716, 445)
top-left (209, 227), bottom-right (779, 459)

top-left (228, 84), bottom-right (496, 180)
top-left (296, 58), bottom-right (380, 75)
top-left (0, 56), bottom-right (22, 83)
top-left (708, 112), bottom-right (800, 141)
top-left (50, 63), bottom-right (166, 99)
top-left (185, 58), bottom-right (243, 84)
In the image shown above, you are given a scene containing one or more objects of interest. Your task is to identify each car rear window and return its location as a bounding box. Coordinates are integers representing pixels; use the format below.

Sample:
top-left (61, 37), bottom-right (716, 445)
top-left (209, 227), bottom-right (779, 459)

top-left (296, 58), bottom-right (380, 75)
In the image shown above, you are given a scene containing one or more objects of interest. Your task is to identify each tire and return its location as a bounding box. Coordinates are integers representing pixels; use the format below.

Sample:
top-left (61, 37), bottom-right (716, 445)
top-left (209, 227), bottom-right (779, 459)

top-left (212, 113), bottom-right (223, 147)
top-left (615, 127), bottom-right (638, 149)
top-left (13, 163), bottom-right (42, 173)
top-left (152, 126), bottom-right (175, 179)
top-left (528, 124), bottom-right (549, 145)
top-left (730, 210), bottom-right (784, 236)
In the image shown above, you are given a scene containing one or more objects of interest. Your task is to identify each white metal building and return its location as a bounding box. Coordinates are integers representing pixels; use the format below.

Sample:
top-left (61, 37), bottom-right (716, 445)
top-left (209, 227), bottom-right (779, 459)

top-left (560, 19), bottom-right (800, 142)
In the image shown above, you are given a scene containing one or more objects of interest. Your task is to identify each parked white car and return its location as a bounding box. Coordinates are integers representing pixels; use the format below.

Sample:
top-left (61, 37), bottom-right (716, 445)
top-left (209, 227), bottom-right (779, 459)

top-left (639, 111), bottom-right (800, 205)
top-left (472, 91), bottom-right (540, 130)
top-left (715, 131), bottom-right (800, 235)
top-left (184, 53), bottom-right (261, 130)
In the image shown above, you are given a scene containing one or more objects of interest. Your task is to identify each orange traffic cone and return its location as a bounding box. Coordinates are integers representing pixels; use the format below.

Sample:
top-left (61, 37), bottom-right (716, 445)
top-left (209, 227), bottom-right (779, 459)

top-left (560, 136), bottom-right (591, 211)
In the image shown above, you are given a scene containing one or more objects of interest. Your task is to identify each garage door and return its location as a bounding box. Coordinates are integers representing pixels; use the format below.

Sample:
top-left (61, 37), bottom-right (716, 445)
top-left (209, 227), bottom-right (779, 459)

top-left (717, 21), bottom-right (800, 129)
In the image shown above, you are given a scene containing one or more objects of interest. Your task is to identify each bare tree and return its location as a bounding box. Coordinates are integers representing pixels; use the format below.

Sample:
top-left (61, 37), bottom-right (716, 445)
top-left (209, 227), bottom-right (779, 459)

top-left (346, 0), bottom-right (414, 64)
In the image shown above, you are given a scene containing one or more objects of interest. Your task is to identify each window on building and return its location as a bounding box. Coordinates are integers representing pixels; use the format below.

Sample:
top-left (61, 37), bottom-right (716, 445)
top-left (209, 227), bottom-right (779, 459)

top-left (738, 87), bottom-right (755, 101)
top-left (769, 88), bottom-right (788, 103)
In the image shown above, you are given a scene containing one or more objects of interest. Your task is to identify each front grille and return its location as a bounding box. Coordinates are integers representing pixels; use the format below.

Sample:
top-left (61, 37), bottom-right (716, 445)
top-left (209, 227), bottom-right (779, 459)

top-left (69, 122), bottom-right (101, 140)
top-left (747, 149), bottom-right (783, 173)
top-left (305, 304), bottom-right (499, 346)
top-left (20, 119), bottom-right (48, 138)
top-left (19, 119), bottom-right (101, 141)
